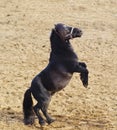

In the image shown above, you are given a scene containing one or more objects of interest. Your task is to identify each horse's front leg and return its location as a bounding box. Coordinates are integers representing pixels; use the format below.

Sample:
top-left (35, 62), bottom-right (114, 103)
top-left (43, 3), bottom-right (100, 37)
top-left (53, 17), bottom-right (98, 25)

top-left (79, 62), bottom-right (87, 68)
top-left (73, 62), bottom-right (89, 87)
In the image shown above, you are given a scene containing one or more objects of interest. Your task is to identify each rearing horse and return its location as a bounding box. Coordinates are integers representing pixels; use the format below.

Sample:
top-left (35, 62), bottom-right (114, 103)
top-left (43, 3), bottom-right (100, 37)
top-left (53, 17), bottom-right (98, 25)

top-left (23, 23), bottom-right (89, 126)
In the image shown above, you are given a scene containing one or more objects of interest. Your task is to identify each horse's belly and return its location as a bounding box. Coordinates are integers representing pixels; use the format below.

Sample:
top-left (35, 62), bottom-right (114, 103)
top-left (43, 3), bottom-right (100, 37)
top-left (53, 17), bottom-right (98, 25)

top-left (51, 72), bottom-right (72, 91)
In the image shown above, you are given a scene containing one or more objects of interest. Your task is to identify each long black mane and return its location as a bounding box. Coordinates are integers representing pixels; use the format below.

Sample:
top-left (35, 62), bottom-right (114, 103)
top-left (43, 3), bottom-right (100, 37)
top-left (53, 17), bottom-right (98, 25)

top-left (49, 29), bottom-right (78, 62)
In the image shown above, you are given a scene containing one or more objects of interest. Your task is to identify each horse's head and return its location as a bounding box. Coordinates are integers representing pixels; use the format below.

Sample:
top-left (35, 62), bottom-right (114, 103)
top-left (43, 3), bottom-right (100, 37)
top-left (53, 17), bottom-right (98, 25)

top-left (54, 23), bottom-right (82, 41)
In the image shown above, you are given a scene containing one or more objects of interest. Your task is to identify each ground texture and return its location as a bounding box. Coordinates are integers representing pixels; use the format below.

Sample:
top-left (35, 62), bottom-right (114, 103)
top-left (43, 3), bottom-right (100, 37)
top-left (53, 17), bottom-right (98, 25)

top-left (0, 0), bottom-right (117, 130)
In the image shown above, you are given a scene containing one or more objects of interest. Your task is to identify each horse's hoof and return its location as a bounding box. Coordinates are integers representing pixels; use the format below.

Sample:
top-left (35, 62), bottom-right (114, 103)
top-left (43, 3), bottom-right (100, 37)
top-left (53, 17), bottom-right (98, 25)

top-left (83, 84), bottom-right (88, 88)
top-left (24, 117), bottom-right (35, 125)
top-left (39, 120), bottom-right (46, 126)
top-left (83, 79), bottom-right (88, 87)
top-left (47, 118), bottom-right (55, 124)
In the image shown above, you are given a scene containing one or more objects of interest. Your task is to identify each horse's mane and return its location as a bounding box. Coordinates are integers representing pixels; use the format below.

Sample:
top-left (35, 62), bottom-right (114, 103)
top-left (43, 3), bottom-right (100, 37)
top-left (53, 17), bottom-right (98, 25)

top-left (49, 29), bottom-right (78, 61)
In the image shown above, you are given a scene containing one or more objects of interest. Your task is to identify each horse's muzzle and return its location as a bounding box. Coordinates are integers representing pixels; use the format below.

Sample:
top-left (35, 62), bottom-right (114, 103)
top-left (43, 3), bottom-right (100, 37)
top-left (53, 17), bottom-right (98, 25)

top-left (72, 28), bottom-right (83, 38)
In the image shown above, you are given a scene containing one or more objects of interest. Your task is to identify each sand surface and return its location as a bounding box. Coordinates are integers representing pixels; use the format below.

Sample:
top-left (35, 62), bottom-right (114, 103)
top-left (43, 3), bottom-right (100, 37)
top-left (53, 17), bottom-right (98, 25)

top-left (0, 0), bottom-right (117, 130)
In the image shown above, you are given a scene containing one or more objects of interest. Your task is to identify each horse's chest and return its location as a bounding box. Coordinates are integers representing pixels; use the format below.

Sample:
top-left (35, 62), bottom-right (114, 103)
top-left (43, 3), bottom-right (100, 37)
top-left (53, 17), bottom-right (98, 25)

top-left (50, 68), bottom-right (72, 91)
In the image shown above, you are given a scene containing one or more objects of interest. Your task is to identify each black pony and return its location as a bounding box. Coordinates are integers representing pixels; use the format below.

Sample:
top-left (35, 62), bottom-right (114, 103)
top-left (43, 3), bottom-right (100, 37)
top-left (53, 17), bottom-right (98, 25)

top-left (23, 23), bottom-right (89, 126)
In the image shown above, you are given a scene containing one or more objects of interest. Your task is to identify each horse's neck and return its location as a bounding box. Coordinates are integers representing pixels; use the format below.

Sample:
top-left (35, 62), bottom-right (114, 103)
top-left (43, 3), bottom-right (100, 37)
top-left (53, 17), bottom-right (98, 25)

top-left (50, 30), bottom-right (73, 53)
top-left (49, 31), bottom-right (78, 62)
top-left (49, 49), bottom-right (78, 63)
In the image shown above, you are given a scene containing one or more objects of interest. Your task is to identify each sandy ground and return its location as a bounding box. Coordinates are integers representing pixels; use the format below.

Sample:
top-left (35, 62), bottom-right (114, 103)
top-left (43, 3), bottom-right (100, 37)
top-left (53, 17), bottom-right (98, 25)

top-left (0, 0), bottom-right (117, 130)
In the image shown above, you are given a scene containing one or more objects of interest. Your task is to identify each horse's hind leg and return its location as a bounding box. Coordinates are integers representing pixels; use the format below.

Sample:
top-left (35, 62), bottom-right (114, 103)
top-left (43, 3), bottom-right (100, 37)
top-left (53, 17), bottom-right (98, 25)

top-left (33, 101), bottom-right (55, 125)
top-left (33, 103), bottom-right (45, 126)
top-left (41, 100), bottom-right (55, 124)
top-left (31, 77), bottom-right (55, 125)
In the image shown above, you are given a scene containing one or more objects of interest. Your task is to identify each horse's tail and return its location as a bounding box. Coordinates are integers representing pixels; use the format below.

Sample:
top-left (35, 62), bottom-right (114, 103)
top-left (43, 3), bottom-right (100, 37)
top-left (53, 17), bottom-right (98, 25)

top-left (23, 88), bottom-right (35, 125)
